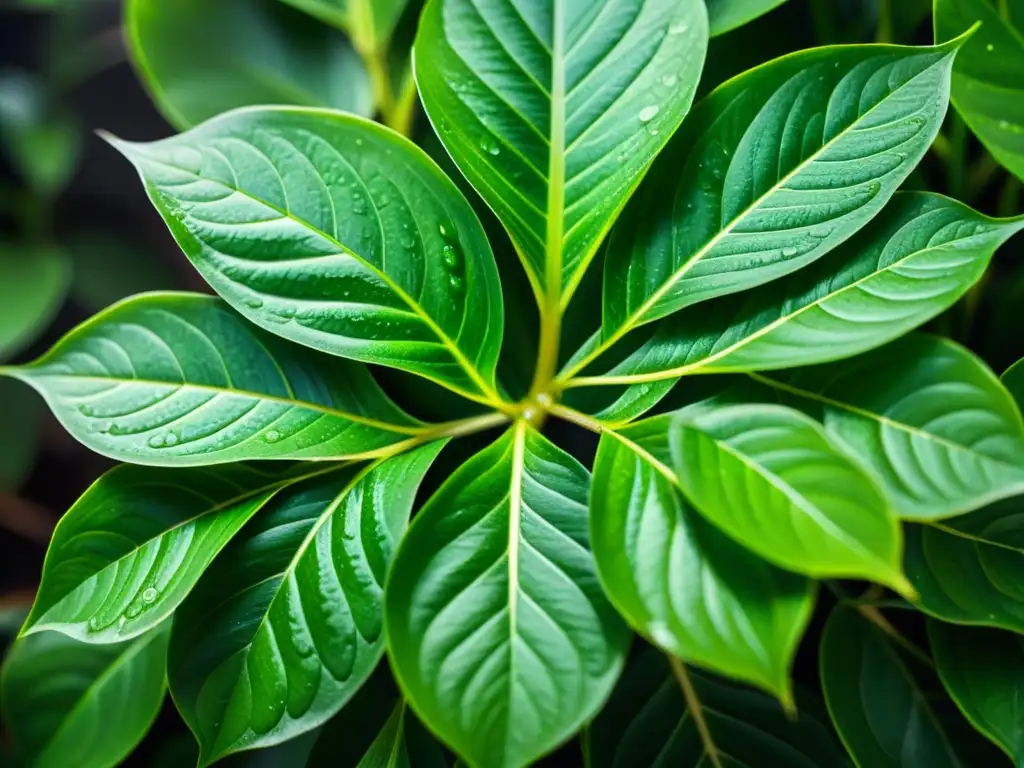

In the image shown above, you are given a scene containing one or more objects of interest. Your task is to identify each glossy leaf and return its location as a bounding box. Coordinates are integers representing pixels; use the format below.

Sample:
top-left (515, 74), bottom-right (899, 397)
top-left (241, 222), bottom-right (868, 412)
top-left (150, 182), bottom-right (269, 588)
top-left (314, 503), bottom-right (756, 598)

top-left (169, 444), bottom-right (443, 765)
top-left (935, 0), bottom-right (1024, 181)
top-left (706, 0), bottom-right (789, 35)
top-left (754, 334), bottom-right (1024, 519)
top-left (386, 423), bottom-right (630, 768)
top-left (1003, 356), bottom-right (1024, 410)
top-left (616, 403), bottom-right (908, 590)
top-left (21, 462), bottom-right (323, 643)
top-left (0, 244), bottom-right (70, 360)
top-left (928, 620), bottom-right (1024, 767)
top-left (905, 496), bottom-right (1024, 634)
top-left (821, 605), bottom-right (961, 768)
top-left (127, 0), bottom-right (372, 130)
top-left (0, 626), bottom-right (169, 768)
top-left (573, 193), bottom-right (1024, 385)
top-left (108, 107), bottom-right (505, 404)
top-left (592, 38), bottom-right (960, 373)
top-left (3, 293), bottom-right (424, 466)
top-left (590, 428), bottom-right (815, 702)
top-left (414, 0), bottom-right (709, 301)
top-left (586, 645), bottom-right (848, 767)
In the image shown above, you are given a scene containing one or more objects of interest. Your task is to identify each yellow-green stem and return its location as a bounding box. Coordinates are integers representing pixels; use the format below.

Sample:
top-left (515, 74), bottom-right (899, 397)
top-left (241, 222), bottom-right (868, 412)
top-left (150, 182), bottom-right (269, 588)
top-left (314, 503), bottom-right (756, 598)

top-left (668, 656), bottom-right (723, 768)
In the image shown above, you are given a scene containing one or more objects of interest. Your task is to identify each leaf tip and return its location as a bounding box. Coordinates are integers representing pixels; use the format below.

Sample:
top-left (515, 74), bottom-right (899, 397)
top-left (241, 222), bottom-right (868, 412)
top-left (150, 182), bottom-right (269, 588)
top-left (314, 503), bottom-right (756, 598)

top-left (942, 20), bottom-right (983, 52)
top-left (96, 129), bottom-right (141, 160)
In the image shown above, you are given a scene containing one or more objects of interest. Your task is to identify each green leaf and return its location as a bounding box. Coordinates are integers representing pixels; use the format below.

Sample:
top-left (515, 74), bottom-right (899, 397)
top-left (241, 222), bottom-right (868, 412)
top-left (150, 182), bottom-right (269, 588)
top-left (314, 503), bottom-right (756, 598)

top-left (1002, 356), bottom-right (1024, 410)
top-left (706, 0), bottom-right (789, 36)
top-left (21, 462), bottom-right (325, 643)
top-left (588, 38), bottom-right (961, 376)
top-left (935, 0), bottom-right (1024, 182)
top-left (571, 192), bottom-right (1024, 385)
top-left (905, 496), bottom-right (1024, 634)
top-left (108, 107), bottom-right (505, 405)
top-left (590, 428), bottom-right (815, 703)
top-left (0, 625), bottom-right (169, 768)
top-left (820, 605), bottom-right (961, 768)
top-left (169, 444), bottom-right (444, 765)
top-left (585, 646), bottom-right (848, 767)
top-left (277, 0), bottom-right (411, 51)
top-left (414, 0), bottom-right (709, 303)
top-left (385, 423), bottom-right (629, 768)
top-left (3, 293), bottom-right (426, 466)
top-left (928, 620), bottom-right (1024, 766)
top-left (0, 377), bottom-right (41, 491)
top-left (614, 402), bottom-right (908, 591)
top-left (753, 334), bottom-right (1024, 519)
top-left (126, 0), bottom-right (372, 130)
top-left (0, 244), bottom-right (70, 360)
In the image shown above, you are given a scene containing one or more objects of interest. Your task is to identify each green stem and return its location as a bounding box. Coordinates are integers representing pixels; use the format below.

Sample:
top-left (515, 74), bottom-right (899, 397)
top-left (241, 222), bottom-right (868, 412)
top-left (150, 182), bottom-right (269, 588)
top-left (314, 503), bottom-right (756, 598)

top-left (667, 655), bottom-right (723, 768)
top-left (876, 0), bottom-right (894, 43)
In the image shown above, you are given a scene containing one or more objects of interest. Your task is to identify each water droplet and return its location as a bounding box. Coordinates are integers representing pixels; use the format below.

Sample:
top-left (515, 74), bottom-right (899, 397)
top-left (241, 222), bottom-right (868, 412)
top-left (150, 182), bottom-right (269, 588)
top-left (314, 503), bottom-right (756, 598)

top-left (164, 432), bottom-right (179, 447)
top-left (273, 306), bottom-right (296, 320)
top-left (439, 223), bottom-right (449, 237)
top-left (668, 22), bottom-right (688, 34)
top-left (148, 435), bottom-right (165, 449)
top-left (650, 128), bottom-right (660, 136)
top-left (442, 244), bottom-right (460, 268)
top-left (87, 616), bottom-right (102, 631)
top-left (810, 224), bottom-right (833, 238)
top-left (999, 119), bottom-right (1011, 129)
top-left (264, 429), bottom-right (281, 443)
top-left (142, 588), bottom-right (158, 604)
top-left (449, 275), bottom-right (464, 292)
top-left (986, 43), bottom-right (994, 52)
top-left (355, 138), bottom-right (364, 146)
top-left (782, 246), bottom-right (798, 257)
top-left (244, 298), bottom-right (264, 309)
top-left (661, 74), bottom-right (678, 87)
top-left (352, 196), bottom-right (367, 215)
top-left (125, 602), bottom-right (144, 619)
top-left (378, 194), bottom-right (390, 207)
top-left (480, 135), bottom-right (501, 156)
top-left (867, 181), bottom-right (882, 195)
top-left (638, 105), bottom-right (660, 123)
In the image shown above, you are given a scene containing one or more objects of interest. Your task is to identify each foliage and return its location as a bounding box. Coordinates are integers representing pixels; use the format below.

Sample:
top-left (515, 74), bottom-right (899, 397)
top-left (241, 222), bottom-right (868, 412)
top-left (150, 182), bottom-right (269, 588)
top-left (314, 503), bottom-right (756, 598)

top-left (2, 0), bottom-right (1024, 766)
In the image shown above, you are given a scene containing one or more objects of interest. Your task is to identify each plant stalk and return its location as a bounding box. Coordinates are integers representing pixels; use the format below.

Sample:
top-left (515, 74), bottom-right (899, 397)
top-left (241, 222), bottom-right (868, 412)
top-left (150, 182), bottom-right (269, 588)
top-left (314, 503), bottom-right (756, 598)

top-left (668, 656), bottom-right (723, 768)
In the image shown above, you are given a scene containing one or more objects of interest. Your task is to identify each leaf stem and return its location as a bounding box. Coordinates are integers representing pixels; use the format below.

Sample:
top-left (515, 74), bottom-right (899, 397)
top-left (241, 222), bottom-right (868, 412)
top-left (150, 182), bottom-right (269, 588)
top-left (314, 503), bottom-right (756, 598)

top-left (667, 655), bottom-right (722, 768)
top-left (548, 404), bottom-right (607, 434)
top-left (876, 0), bottom-right (894, 43)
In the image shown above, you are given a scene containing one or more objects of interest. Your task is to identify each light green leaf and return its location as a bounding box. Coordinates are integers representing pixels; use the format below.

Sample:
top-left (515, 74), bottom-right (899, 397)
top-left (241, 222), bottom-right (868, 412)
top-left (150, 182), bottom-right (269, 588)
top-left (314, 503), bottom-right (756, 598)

top-left (571, 192), bottom-right (1024, 386)
top-left (108, 107), bottom-right (505, 405)
top-left (905, 496), bottom-right (1024, 633)
top-left (385, 423), bottom-right (630, 768)
top-left (754, 334), bottom-right (1024, 519)
top-left (935, 0), bottom-right (1024, 182)
top-left (0, 244), bottom-right (70, 360)
top-left (821, 605), bottom-right (961, 768)
top-left (169, 444), bottom-right (444, 765)
top-left (584, 39), bottom-right (961, 379)
top-left (3, 293), bottom-right (425, 466)
top-left (929, 620), bottom-right (1024, 767)
top-left (1002, 356), bottom-right (1024, 409)
top-left (126, 0), bottom-right (372, 130)
top-left (21, 462), bottom-right (326, 643)
top-left (590, 429), bottom-right (815, 703)
top-left (615, 403), bottom-right (908, 591)
top-left (706, 0), bottom-right (789, 36)
top-left (0, 625), bottom-right (169, 768)
top-left (414, 0), bottom-right (709, 303)
top-left (585, 645), bottom-right (848, 767)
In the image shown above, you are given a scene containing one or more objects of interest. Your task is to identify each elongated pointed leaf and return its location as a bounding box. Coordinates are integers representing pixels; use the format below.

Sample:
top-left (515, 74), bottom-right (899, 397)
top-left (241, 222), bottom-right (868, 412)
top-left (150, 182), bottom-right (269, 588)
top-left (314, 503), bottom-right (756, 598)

top-left (574, 193), bottom-right (1024, 385)
top-left (928, 620), bottom-right (1024, 767)
top-left (3, 293), bottom-right (424, 466)
top-left (169, 444), bottom-right (444, 765)
top-left (821, 606), bottom-right (961, 768)
top-left (386, 423), bottom-right (630, 768)
top-left (935, 0), bottom-right (1024, 181)
top-left (1, 626), bottom-right (169, 768)
top-left (108, 107), bottom-right (505, 404)
top-left (127, 0), bottom-right (371, 130)
top-left (586, 646), bottom-right (847, 767)
top-left (590, 429), bottom-right (814, 702)
top-left (754, 335), bottom-right (1024, 519)
top-left (616, 403), bottom-right (908, 590)
top-left (22, 462), bottom-right (326, 643)
top-left (595, 39), bottom-right (960, 367)
top-left (906, 496), bottom-right (1024, 633)
top-left (706, 0), bottom-right (789, 35)
top-left (414, 0), bottom-right (709, 302)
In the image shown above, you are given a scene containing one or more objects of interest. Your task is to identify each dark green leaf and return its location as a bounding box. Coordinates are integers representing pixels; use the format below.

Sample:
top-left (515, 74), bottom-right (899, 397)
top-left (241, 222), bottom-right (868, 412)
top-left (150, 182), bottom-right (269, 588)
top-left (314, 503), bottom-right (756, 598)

top-left (0, 244), bottom-right (70, 360)
top-left (705, 0), bottom-right (789, 36)
top-left (126, 0), bottom-right (371, 130)
top-left (108, 107), bottom-right (505, 405)
top-left (590, 429), bottom-right (814, 702)
top-left (414, 0), bottom-right (709, 301)
top-left (277, 0), bottom-right (411, 50)
top-left (1002, 356), bottom-right (1024, 410)
top-left (169, 444), bottom-right (443, 765)
top-left (3, 293), bottom-right (426, 466)
top-left (385, 423), bottom-right (629, 768)
top-left (821, 605), bottom-right (961, 768)
top-left (0, 625), bottom-right (169, 768)
top-left (928, 620), bottom-right (1024, 766)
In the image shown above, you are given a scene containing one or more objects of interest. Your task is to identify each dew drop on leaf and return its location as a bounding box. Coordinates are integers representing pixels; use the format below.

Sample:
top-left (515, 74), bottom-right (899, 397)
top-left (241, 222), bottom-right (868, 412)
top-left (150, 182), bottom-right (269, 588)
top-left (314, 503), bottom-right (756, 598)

top-left (986, 43), bottom-right (994, 52)
top-left (148, 435), bottom-right (165, 448)
top-left (244, 298), bottom-right (264, 309)
top-left (442, 244), bottom-right (460, 268)
top-left (164, 432), bottom-right (179, 446)
top-left (264, 430), bottom-right (281, 443)
top-left (142, 588), bottom-right (158, 604)
top-left (661, 74), bottom-right (677, 87)
top-left (638, 105), bottom-right (660, 123)
top-left (669, 21), bottom-right (688, 34)
top-left (449, 275), bottom-right (464, 292)
top-left (782, 246), bottom-right (798, 257)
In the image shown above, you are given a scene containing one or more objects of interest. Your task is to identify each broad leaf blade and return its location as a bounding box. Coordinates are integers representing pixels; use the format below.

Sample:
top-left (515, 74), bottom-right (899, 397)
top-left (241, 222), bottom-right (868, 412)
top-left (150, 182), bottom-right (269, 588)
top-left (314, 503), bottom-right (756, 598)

top-left (754, 335), bottom-right (1024, 519)
top-left (1002, 356), bottom-right (1024, 410)
top-left (0, 625), bottom-right (169, 768)
top-left (821, 605), bottom-right (961, 768)
top-left (108, 108), bottom-right (505, 404)
top-left (127, 0), bottom-right (372, 129)
top-left (169, 444), bottom-right (443, 764)
top-left (590, 430), bottom-right (815, 702)
top-left (414, 0), bottom-right (709, 301)
top-left (706, 0), bottom-right (790, 36)
top-left (4, 293), bottom-right (424, 466)
top-left (385, 423), bottom-right (630, 768)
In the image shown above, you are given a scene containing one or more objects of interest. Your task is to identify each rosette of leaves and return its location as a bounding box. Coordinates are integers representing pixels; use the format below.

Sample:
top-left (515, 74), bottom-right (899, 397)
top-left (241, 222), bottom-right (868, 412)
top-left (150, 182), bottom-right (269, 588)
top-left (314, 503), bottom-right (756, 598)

top-left (2, 1), bottom-right (1024, 766)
